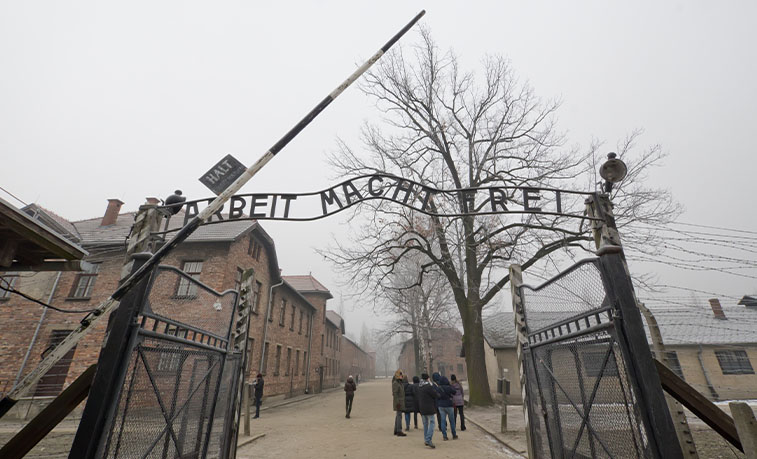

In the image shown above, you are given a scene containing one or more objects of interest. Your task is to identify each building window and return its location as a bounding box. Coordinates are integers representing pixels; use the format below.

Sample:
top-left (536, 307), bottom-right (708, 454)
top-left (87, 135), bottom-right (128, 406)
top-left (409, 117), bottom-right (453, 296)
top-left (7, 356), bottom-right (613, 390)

top-left (262, 342), bottom-right (269, 375)
top-left (252, 281), bottom-right (262, 314)
top-left (0, 273), bottom-right (19, 300)
top-left (274, 345), bottom-right (282, 376)
top-left (295, 350), bottom-right (300, 375)
top-left (234, 267), bottom-right (244, 292)
top-left (321, 335), bottom-right (324, 355)
top-left (176, 261), bottom-right (202, 298)
top-left (582, 350), bottom-right (619, 377)
top-left (268, 293), bottom-right (274, 322)
top-left (290, 305), bottom-right (296, 331)
top-left (715, 350), bottom-right (755, 375)
top-left (457, 363), bottom-right (464, 375)
top-left (303, 351), bottom-right (307, 375)
top-left (305, 314), bottom-right (311, 336)
top-left (248, 237), bottom-right (262, 260)
top-left (279, 299), bottom-right (287, 326)
top-left (157, 347), bottom-right (183, 373)
top-left (664, 351), bottom-right (685, 380)
top-left (247, 337), bottom-right (255, 377)
top-left (34, 330), bottom-right (77, 396)
top-left (299, 310), bottom-right (303, 334)
top-left (286, 348), bottom-right (292, 376)
top-left (69, 263), bottom-right (100, 299)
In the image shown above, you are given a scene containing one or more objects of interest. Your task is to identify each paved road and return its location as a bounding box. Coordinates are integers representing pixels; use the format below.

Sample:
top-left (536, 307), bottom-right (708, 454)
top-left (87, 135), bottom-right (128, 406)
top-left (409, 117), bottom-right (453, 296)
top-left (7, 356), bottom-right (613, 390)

top-left (238, 379), bottom-right (519, 458)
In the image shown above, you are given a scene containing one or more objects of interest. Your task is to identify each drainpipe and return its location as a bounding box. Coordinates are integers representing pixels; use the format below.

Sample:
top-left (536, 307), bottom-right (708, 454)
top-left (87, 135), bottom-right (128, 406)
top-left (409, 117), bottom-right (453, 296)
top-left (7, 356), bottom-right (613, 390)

top-left (697, 345), bottom-right (719, 400)
top-left (13, 271), bottom-right (62, 390)
top-left (258, 280), bottom-right (283, 373)
top-left (305, 311), bottom-right (313, 393)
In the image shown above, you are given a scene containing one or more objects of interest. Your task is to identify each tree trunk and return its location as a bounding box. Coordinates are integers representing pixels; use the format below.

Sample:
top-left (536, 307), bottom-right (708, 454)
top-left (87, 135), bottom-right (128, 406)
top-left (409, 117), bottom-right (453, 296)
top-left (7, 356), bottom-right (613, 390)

top-left (462, 307), bottom-right (493, 405)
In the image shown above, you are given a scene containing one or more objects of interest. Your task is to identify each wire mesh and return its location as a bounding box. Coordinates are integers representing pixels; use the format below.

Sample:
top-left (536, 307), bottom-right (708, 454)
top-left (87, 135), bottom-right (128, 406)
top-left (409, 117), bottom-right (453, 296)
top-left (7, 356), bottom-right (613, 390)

top-left (520, 258), bottom-right (653, 458)
top-left (98, 264), bottom-right (241, 459)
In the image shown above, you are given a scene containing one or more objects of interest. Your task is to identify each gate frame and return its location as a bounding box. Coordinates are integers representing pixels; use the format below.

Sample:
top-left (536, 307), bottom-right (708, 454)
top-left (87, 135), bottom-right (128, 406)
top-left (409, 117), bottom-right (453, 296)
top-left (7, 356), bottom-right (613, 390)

top-left (70, 255), bottom-right (242, 459)
top-left (513, 253), bottom-right (684, 459)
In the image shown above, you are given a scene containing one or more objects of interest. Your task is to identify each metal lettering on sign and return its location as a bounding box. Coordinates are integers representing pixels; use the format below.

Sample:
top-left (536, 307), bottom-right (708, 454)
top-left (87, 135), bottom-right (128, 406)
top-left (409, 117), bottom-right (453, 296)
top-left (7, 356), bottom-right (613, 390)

top-left (168, 173), bottom-right (600, 227)
top-left (199, 154), bottom-right (247, 195)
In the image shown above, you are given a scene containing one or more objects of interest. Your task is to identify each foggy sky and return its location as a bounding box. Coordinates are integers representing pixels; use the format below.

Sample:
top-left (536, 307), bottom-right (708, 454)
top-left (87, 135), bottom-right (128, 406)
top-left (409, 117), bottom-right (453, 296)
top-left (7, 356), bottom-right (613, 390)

top-left (2, 1), bottom-right (755, 338)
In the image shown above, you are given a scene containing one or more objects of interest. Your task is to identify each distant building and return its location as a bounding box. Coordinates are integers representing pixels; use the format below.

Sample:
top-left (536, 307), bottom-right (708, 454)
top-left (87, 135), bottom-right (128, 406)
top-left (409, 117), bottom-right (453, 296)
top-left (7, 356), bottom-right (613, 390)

top-left (340, 335), bottom-right (375, 382)
top-left (650, 299), bottom-right (757, 401)
top-left (482, 298), bottom-right (757, 404)
top-left (482, 311), bottom-right (521, 403)
top-left (397, 328), bottom-right (467, 380)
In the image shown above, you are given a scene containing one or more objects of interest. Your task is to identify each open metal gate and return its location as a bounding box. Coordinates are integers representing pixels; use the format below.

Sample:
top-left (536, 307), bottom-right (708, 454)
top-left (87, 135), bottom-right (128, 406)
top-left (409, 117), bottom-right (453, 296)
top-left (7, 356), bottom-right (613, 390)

top-left (518, 253), bottom-right (682, 459)
top-left (71, 259), bottom-right (243, 459)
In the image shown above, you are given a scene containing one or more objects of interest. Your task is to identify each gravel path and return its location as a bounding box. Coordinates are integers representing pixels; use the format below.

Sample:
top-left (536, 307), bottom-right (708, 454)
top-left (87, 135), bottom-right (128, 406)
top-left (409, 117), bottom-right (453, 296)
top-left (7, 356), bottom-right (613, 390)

top-left (238, 379), bottom-right (520, 458)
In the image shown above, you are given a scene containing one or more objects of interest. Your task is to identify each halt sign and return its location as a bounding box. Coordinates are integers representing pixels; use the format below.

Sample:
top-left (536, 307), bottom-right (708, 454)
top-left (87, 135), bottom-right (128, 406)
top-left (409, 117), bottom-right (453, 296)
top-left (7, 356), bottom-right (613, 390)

top-left (199, 154), bottom-right (247, 195)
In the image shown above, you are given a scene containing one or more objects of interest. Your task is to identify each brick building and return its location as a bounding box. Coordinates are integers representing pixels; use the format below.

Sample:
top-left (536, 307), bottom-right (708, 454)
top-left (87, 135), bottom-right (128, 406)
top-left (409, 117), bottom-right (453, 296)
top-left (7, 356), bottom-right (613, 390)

top-left (397, 328), bottom-right (467, 380)
top-left (0, 198), bottom-right (350, 406)
top-left (340, 335), bottom-right (376, 382)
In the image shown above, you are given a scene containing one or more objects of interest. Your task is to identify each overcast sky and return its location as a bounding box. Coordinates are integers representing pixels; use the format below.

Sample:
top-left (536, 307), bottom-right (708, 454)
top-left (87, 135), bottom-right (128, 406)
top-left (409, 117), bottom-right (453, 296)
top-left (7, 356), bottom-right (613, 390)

top-left (2, 1), bottom-right (755, 338)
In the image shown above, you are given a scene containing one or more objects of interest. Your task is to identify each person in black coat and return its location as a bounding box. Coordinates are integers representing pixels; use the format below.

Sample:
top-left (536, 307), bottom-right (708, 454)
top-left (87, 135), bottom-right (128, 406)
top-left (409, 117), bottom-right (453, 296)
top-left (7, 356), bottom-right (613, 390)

top-left (416, 373), bottom-right (440, 448)
top-left (252, 373), bottom-right (264, 419)
top-left (412, 375), bottom-right (421, 429)
top-left (402, 375), bottom-right (416, 431)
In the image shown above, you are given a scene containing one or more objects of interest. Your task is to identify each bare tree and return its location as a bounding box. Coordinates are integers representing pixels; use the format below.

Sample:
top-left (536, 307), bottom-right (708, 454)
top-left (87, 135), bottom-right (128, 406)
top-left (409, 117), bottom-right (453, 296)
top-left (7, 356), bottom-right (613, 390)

top-left (359, 322), bottom-right (373, 351)
top-left (324, 29), bottom-right (679, 405)
top-left (378, 251), bottom-right (457, 376)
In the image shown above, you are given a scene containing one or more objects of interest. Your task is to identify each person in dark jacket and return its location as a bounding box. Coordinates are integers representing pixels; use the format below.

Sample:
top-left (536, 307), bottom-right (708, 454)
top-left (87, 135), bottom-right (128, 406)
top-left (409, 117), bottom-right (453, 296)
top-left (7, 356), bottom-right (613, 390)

top-left (432, 372), bottom-right (442, 431)
top-left (435, 375), bottom-right (458, 440)
top-left (412, 375), bottom-right (421, 429)
top-left (450, 374), bottom-right (466, 431)
top-left (252, 373), bottom-right (264, 419)
top-left (402, 375), bottom-right (416, 431)
top-left (417, 373), bottom-right (439, 448)
top-left (391, 369), bottom-right (406, 436)
top-left (344, 375), bottom-right (357, 418)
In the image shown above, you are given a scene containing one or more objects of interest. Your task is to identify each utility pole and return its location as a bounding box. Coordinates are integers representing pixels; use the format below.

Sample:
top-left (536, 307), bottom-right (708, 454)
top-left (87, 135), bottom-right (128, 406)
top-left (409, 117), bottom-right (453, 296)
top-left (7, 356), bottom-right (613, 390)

top-left (586, 189), bottom-right (697, 458)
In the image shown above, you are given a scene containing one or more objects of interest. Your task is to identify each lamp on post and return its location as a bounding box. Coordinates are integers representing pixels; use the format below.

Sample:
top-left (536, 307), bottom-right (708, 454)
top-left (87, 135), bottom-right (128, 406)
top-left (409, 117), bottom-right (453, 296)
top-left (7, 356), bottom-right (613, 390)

top-left (599, 152), bottom-right (628, 194)
top-left (587, 153), bottom-right (627, 252)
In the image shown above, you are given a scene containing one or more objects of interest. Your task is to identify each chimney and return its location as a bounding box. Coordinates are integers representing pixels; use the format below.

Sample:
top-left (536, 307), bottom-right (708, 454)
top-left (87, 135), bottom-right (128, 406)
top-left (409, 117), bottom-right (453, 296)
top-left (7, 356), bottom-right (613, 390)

top-left (101, 199), bottom-right (124, 226)
top-left (708, 298), bottom-right (727, 320)
top-left (145, 197), bottom-right (160, 205)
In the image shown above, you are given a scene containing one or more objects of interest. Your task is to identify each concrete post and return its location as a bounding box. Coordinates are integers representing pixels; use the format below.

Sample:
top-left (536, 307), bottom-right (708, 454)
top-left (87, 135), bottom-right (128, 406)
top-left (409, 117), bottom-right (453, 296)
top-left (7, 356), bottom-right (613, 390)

top-left (730, 402), bottom-right (757, 459)
top-left (587, 193), bottom-right (696, 457)
top-left (509, 264), bottom-right (533, 458)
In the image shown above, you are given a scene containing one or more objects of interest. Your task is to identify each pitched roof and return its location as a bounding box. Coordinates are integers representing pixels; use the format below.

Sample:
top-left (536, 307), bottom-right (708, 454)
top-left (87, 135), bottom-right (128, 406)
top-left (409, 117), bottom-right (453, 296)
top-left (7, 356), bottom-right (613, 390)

top-left (647, 304), bottom-right (757, 346)
top-left (325, 310), bottom-right (345, 334)
top-left (72, 211), bottom-right (257, 246)
top-left (483, 311), bottom-right (517, 349)
top-left (282, 274), bottom-right (332, 299)
top-left (342, 335), bottom-right (372, 356)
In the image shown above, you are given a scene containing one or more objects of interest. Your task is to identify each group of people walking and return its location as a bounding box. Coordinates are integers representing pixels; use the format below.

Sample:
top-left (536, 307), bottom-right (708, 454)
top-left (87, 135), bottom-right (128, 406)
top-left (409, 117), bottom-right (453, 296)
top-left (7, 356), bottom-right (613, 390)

top-left (391, 369), bottom-right (466, 448)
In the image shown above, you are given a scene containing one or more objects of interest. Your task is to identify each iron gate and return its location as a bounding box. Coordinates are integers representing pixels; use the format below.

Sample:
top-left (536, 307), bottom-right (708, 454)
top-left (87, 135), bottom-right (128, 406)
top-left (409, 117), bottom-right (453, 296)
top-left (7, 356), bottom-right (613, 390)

top-left (518, 253), bottom-right (681, 459)
top-left (79, 263), bottom-right (242, 459)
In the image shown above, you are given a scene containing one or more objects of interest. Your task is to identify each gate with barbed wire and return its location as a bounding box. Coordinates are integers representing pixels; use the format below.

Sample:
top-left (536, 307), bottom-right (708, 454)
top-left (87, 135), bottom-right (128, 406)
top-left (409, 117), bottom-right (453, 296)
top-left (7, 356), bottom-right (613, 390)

top-left (512, 253), bottom-right (682, 458)
top-left (86, 263), bottom-right (246, 459)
